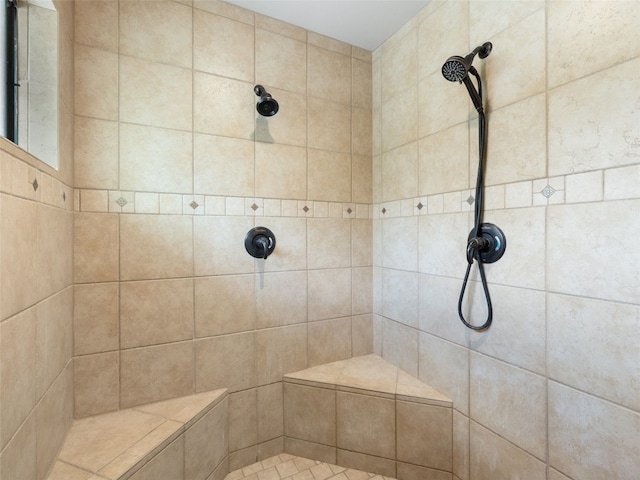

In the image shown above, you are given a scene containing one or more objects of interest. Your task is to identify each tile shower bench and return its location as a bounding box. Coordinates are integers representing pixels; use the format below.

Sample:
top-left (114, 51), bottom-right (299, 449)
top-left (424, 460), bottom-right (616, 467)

top-left (46, 388), bottom-right (229, 480)
top-left (283, 354), bottom-right (454, 480)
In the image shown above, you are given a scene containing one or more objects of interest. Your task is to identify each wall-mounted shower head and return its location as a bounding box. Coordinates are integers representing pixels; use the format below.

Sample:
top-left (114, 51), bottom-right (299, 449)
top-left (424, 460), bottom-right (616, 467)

top-left (442, 42), bottom-right (492, 83)
top-left (254, 85), bottom-right (279, 117)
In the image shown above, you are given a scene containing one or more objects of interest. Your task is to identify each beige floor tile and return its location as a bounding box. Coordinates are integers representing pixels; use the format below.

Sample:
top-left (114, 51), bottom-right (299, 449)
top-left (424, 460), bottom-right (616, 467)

top-left (225, 455), bottom-right (396, 480)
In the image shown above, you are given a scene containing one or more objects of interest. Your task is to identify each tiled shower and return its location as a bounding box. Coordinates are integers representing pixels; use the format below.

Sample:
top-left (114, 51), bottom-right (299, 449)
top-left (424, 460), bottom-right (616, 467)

top-left (0, 1), bottom-right (638, 479)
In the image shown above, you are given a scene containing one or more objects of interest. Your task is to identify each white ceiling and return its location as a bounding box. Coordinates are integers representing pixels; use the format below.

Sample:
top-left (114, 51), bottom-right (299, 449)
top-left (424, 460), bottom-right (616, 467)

top-left (225, 0), bottom-right (430, 51)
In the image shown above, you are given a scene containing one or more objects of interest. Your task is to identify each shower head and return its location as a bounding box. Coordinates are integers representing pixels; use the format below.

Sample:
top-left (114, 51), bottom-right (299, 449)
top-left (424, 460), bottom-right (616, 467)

top-left (442, 42), bottom-right (492, 113)
top-left (442, 56), bottom-right (470, 83)
top-left (254, 85), bottom-right (279, 117)
top-left (442, 42), bottom-right (492, 83)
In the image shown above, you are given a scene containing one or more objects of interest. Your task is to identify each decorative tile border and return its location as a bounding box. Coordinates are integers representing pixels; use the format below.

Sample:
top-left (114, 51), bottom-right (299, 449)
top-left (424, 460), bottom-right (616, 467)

top-left (0, 151), bottom-right (73, 211)
top-left (30, 164), bottom-right (637, 219)
top-left (373, 167), bottom-right (639, 219)
top-left (75, 188), bottom-right (374, 219)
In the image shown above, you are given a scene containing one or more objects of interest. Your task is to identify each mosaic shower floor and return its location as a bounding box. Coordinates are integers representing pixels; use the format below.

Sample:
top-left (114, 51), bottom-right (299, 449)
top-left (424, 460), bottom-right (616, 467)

top-left (225, 453), bottom-right (397, 480)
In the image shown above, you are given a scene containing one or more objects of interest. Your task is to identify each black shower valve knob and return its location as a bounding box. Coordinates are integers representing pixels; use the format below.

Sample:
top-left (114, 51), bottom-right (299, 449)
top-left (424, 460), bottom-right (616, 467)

top-left (244, 227), bottom-right (276, 260)
top-left (466, 223), bottom-right (507, 265)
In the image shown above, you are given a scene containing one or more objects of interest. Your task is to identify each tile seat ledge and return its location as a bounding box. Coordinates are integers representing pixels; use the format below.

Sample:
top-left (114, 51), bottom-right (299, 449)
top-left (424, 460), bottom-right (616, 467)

top-left (284, 354), bottom-right (451, 407)
top-left (46, 388), bottom-right (228, 480)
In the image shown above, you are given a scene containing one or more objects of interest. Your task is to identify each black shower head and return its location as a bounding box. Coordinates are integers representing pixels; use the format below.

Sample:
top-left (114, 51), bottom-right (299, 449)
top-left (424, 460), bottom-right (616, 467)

top-left (254, 84), bottom-right (279, 117)
top-left (442, 42), bottom-right (492, 83)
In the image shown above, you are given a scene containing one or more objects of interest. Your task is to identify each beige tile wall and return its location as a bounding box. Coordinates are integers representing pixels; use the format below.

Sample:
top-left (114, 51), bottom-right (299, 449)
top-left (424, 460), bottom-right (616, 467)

top-left (0, 1), bottom-right (74, 478)
top-left (7, 1), bottom-right (636, 479)
top-left (373, 2), bottom-right (640, 480)
top-left (72, 0), bottom-right (373, 472)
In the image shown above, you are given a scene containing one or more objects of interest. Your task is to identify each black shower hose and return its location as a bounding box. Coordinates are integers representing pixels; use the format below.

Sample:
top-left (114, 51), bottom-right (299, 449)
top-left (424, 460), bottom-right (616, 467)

top-left (457, 71), bottom-right (494, 331)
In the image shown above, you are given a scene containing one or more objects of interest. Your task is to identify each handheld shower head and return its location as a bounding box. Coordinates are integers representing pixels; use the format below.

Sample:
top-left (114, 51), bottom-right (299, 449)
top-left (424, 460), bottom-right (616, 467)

top-left (442, 55), bottom-right (471, 82)
top-left (442, 56), bottom-right (470, 83)
top-left (254, 84), bottom-right (279, 117)
top-left (442, 42), bottom-right (492, 113)
top-left (441, 42), bottom-right (492, 83)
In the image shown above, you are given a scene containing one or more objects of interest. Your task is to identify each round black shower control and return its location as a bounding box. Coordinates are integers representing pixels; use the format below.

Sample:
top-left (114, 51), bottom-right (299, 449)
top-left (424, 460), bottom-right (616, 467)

top-left (466, 223), bottom-right (506, 264)
top-left (245, 226), bottom-right (276, 260)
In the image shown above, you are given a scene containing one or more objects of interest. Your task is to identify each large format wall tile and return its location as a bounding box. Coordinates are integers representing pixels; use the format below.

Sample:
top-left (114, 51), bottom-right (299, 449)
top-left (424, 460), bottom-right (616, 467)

top-left (381, 269), bottom-right (419, 328)
top-left (308, 45), bottom-right (351, 105)
top-left (470, 1), bottom-right (544, 46)
top-left (482, 9), bottom-right (545, 110)
top-left (119, 123), bottom-right (193, 194)
top-left (382, 318), bottom-right (418, 377)
top-left (195, 275), bottom-right (256, 337)
top-left (193, 73), bottom-right (254, 139)
top-left (73, 352), bottom-right (119, 418)
top-left (397, 400), bottom-right (452, 471)
top-left (480, 207), bottom-right (545, 290)
top-left (381, 20), bottom-right (417, 100)
top-left (36, 289), bottom-right (73, 398)
top-left (549, 382), bottom-right (640, 480)
top-left (418, 275), bottom-right (469, 347)
top-left (120, 279), bottom-right (194, 349)
top-left (255, 142), bottom-right (307, 200)
top-left (1, 194), bottom-right (38, 319)
top-left (195, 332), bottom-right (255, 393)
top-left (257, 383), bottom-right (283, 443)
top-left (417, 1), bottom-right (469, 80)
top-left (36, 365), bottom-right (73, 480)
top-left (419, 332), bottom-right (469, 415)
top-left (548, 293), bottom-right (639, 411)
top-left (261, 217), bottom-right (307, 272)
top-left (548, 200), bottom-right (639, 303)
top-left (256, 325), bottom-right (307, 386)
top-left (1, 308), bottom-right (37, 449)
top-left (120, 214), bottom-right (193, 281)
top-left (470, 422), bottom-right (546, 480)
top-left (229, 390), bottom-right (257, 452)
top-left (419, 123), bottom-right (469, 195)
top-left (307, 218), bottom-right (351, 269)
top-left (468, 284), bottom-right (545, 374)
top-left (74, 0), bottom-right (118, 52)
top-left (74, 117), bottom-right (118, 190)
top-left (74, 44), bottom-right (118, 120)
top-left (194, 11), bottom-right (254, 82)
top-left (185, 398), bottom-right (228, 480)
top-left (308, 318), bottom-right (352, 367)
top-left (194, 134), bottom-right (254, 197)
top-left (193, 216), bottom-right (254, 277)
top-left (381, 140), bottom-right (418, 202)
top-left (418, 212), bottom-right (470, 278)
top-left (73, 283), bottom-right (118, 355)
top-left (470, 352), bottom-right (546, 459)
top-left (119, 56), bottom-right (192, 132)
top-left (120, 342), bottom-right (194, 408)
top-left (74, 213), bottom-right (119, 284)
top-left (483, 94), bottom-right (546, 185)
top-left (255, 29), bottom-right (306, 94)
top-left (308, 268), bottom-right (351, 322)
top-left (382, 216), bottom-right (418, 271)
top-left (548, 58), bottom-right (640, 175)
top-left (284, 383), bottom-right (336, 446)
top-left (336, 391), bottom-right (395, 459)
top-left (307, 97), bottom-right (351, 153)
top-left (381, 86), bottom-right (418, 153)
top-left (119, 0), bottom-right (192, 68)
top-left (547, 1), bottom-right (640, 88)
top-left (307, 149), bottom-right (351, 202)
top-left (256, 271), bottom-right (308, 328)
